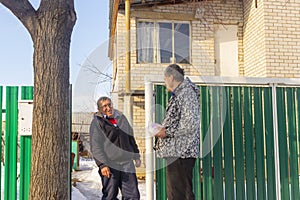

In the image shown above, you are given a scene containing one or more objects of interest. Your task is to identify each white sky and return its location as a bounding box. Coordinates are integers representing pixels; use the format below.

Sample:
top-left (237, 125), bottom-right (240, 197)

top-left (0, 0), bottom-right (112, 112)
top-left (0, 0), bottom-right (110, 86)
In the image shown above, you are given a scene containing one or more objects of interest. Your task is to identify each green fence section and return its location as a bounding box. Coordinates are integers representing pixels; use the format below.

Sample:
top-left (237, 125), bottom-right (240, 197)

top-left (1, 86), bottom-right (33, 200)
top-left (244, 87), bottom-right (255, 200)
top-left (154, 84), bottom-right (300, 200)
top-left (4, 86), bottom-right (19, 200)
top-left (254, 87), bottom-right (267, 200)
top-left (19, 86), bottom-right (33, 200)
top-left (0, 85), bottom-right (74, 200)
top-left (277, 87), bottom-right (300, 200)
top-left (223, 86), bottom-right (234, 200)
top-left (211, 86), bottom-right (222, 200)
top-left (264, 87), bottom-right (276, 200)
top-left (72, 140), bottom-right (79, 170)
top-left (201, 86), bottom-right (212, 200)
top-left (233, 87), bottom-right (245, 200)
top-left (154, 85), bottom-right (168, 200)
top-left (154, 85), bottom-right (199, 200)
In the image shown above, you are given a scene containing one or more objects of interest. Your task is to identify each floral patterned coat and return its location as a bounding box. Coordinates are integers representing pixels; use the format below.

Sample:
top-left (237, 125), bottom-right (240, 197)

top-left (155, 77), bottom-right (200, 158)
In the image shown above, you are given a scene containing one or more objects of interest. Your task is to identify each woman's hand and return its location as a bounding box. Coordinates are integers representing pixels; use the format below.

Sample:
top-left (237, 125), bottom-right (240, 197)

top-left (155, 127), bottom-right (166, 138)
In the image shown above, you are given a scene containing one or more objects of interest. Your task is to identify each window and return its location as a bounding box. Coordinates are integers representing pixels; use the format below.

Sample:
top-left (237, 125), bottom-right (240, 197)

top-left (137, 21), bottom-right (190, 64)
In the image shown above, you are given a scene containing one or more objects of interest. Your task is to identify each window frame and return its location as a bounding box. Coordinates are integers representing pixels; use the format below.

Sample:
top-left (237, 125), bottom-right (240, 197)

top-left (136, 19), bottom-right (191, 64)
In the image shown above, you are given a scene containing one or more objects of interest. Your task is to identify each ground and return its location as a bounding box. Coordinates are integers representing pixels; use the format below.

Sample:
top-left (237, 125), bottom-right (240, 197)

top-left (71, 158), bottom-right (148, 200)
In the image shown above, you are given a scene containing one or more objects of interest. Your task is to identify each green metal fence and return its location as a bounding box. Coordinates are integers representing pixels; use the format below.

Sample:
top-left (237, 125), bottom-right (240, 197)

top-left (1, 86), bottom-right (33, 200)
top-left (19, 86), bottom-right (33, 200)
top-left (0, 85), bottom-right (73, 200)
top-left (154, 82), bottom-right (300, 200)
top-left (5, 86), bottom-right (19, 200)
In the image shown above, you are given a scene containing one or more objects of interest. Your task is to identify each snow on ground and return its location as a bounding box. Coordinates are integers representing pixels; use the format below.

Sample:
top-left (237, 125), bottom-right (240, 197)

top-left (72, 158), bottom-right (148, 200)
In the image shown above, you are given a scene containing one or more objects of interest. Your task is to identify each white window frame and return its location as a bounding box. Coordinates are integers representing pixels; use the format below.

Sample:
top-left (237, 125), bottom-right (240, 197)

top-left (136, 20), bottom-right (191, 64)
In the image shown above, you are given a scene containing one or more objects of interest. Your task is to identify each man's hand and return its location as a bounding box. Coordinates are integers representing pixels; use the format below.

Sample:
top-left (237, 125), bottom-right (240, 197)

top-left (101, 166), bottom-right (111, 178)
top-left (135, 159), bottom-right (141, 168)
top-left (155, 127), bottom-right (166, 138)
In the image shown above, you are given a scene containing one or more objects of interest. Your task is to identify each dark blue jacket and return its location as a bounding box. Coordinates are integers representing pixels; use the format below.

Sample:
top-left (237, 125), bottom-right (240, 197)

top-left (89, 110), bottom-right (140, 169)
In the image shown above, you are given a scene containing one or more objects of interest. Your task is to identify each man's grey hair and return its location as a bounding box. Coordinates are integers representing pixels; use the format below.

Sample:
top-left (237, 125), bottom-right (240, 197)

top-left (97, 96), bottom-right (111, 109)
top-left (164, 64), bottom-right (185, 82)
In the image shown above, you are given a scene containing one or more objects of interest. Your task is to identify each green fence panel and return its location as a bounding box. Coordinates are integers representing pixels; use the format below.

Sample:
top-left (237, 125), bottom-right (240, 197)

top-left (153, 83), bottom-right (300, 199)
top-left (201, 86), bottom-right (213, 200)
top-left (4, 86), bottom-right (19, 200)
top-left (72, 140), bottom-right (79, 170)
top-left (192, 86), bottom-right (202, 200)
top-left (263, 87), bottom-right (276, 200)
top-left (296, 88), bottom-right (300, 198)
top-left (223, 87), bottom-right (234, 200)
top-left (155, 85), bottom-right (167, 200)
top-left (243, 87), bottom-right (255, 200)
top-left (193, 158), bottom-right (201, 200)
top-left (19, 136), bottom-right (32, 200)
top-left (19, 86), bottom-right (34, 200)
top-left (286, 88), bottom-right (300, 200)
top-left (233, 87), bottom-right (245, 200)
top-left (0, 86), bottom-right (2, 200)
top-left (277, 87), bottom-right (290, 199)
top-left (254, 87), bottom-right (266, 200)
top-left (154, 85), bottom-right (202, 200)
top-left (212, 86), bottom-right (223, 200)
top-left (21, 86), bottom-right (33, 100)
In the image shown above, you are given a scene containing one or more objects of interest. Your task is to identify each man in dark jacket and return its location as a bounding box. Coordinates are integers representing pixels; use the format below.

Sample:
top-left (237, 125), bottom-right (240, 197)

top-left (89, 96), bottom-right (141, 200)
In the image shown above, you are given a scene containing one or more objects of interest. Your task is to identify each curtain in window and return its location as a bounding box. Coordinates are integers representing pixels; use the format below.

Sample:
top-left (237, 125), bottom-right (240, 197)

top-left (137, 22), bottom-right (154, 63)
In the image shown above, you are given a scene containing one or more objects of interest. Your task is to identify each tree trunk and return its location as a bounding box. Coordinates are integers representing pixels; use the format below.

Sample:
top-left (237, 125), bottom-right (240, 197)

top-left (0, 0), bottom-right (76, 199)
top-left (30, 5), bottom-right (76, 200)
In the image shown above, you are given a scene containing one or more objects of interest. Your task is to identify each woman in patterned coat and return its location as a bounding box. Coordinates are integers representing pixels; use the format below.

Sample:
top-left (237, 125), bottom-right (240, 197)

top-left (154, 64), bottom-right (200, 200)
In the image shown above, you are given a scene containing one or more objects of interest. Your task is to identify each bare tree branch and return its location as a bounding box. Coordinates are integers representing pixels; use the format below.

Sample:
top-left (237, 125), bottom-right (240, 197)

top-left (0, 0), bottom-right (38, 36)
top-left (82, 64), bottom-right (112, 80)
top-left (81, 58), bottom-right (113, 80)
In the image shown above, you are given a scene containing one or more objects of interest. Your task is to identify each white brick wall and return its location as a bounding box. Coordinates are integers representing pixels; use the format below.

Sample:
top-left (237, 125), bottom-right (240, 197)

top-left (115, 1), bottom-right (244, 93)
top-left (244, 0), bottom-right (300, 78)
top-left (243, 0), bottom-right (267, 77)
top-left (112, 1), bottom-right (244, 166)
top-left (111, 0), bottom-right (300, 168)
top-left (264, 0), bottom-right (300, 78)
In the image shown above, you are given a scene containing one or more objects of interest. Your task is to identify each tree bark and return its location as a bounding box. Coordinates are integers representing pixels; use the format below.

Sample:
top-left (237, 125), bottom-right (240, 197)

top-left (0, 0), bottom-right (76, 199)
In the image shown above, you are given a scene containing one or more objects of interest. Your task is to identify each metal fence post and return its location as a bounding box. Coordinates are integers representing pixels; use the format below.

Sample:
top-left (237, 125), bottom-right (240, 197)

top-left (271, 83), bottom-right (281, 200)
top-left (145, 81), bottom-right (154, 200)
top-left (0, 86), bottom-right (2, 200)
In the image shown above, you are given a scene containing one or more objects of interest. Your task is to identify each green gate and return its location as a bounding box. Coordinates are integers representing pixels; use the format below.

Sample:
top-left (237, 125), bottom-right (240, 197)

top-left (0, 86), bottom-right (33, 200)
top-left (153, 78), bottom-right (300, 200)
top-left (1, 85), bottom-right (73, 200)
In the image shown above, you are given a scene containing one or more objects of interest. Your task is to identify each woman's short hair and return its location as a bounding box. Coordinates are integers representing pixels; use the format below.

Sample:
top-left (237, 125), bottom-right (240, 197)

top-left (164, 64), bottom-right (184, 82)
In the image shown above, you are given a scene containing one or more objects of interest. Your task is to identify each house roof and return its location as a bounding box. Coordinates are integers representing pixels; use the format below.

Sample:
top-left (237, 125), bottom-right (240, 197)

top-left (118, 0), bottom-right (200, 9)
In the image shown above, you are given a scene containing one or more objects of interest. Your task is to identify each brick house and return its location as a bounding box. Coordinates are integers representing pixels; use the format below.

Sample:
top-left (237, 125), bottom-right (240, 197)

top-left (108, 0), bottom-right (300, 166)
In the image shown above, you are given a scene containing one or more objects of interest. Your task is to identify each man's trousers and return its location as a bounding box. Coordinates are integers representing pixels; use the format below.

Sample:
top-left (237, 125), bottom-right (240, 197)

top-left (100, 161), bottom-right (140, 200)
